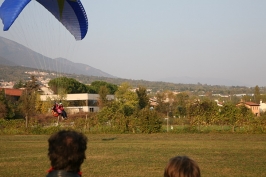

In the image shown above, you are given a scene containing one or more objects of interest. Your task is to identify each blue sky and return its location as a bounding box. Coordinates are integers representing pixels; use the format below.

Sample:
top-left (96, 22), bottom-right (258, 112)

top-left (1, 0), bottom-right (266, 86)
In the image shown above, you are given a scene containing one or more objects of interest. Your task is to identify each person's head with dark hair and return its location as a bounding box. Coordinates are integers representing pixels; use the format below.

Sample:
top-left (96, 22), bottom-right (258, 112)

top-left (164, 156), bottom-right (201, 177)
top-left (47, 130), bottom-right (88, 177)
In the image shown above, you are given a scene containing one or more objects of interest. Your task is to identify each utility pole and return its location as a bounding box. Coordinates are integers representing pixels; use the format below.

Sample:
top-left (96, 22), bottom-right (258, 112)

top-left (166, 111), bottom-right (169, 132)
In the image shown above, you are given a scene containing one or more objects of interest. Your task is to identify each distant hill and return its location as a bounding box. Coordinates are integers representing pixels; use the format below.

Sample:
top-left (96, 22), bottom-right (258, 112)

top-left (161, 76), bottom-right (248, 87)
top-left (0, 65), bottom-right (259, 95)
top-left (0, 36), bottom-right (115, 78)
top-left (0, 55), bottom-right (16, 66)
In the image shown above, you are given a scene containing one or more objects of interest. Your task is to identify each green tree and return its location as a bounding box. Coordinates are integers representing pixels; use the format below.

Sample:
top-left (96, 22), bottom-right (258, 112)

top-left (19, 76), bottom-right (40, 127)
top-left (19, 90), bottom-right (37, 127)
top-left (187, 99), bottom-right (219, 130)
top-left (97, 101), bottom-right (126, 132)
top-left (13, 80), bottom-right (25, 89)
top-left (41, 97), bottom-right (53, 114)
top-left (26, 75), bottom-right (40, 91)
top-left (187, 100), bottom-right (198, 126)
top-left (254, 85), bottom-right (261, 103)
top-left (220, 102), bottom-right (240, 132)
top-left (115, 83), bottom-right (138, 116)
top-left (115, 83), bottom-right (138, 131)
top-left (200, 99), bottom-right (220, 126)
top-left (175, 92), bottom-right (190, 118)
top-left (238, 104), bottom-right (254, 130)
top-left (230, 95), bottom-right (241, 105)
top-left (242, 95), bottom-right (252, 102)
top-left (260, 94), bottom-right (266, 102)
top-left (98, 85), bottom-right (110, 108)
top-left (0, 90), bottom-right (15, 119)
top-left (48, 77), bottom-right (88, 94)
top-left (136, 86), bottom-right (149, 110)
top-left (136, 108), bottom-right (162, 133)
top-left (155, 91), bottom-right (177, 118)
top-left (88, 81), bottom-right (118, 94)
top-left (35, 92), bottom-right (43, 114)
top-left (155, 91), bottom-right (168, 115)
top-left (0, 101), bottom-right (7, 118)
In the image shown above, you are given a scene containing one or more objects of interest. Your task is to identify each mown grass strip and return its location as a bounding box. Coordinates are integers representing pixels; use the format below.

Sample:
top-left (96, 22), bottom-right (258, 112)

top-left (0, 134), bottom-right (265, 177)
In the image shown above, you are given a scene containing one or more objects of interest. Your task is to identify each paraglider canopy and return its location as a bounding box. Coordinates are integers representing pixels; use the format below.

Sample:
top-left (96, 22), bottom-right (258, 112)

top-left (0, 0), bottom-right (88, 40)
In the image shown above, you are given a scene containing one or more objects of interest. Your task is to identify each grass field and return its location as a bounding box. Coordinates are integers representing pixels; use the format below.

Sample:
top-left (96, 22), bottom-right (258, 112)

top-left (0, 133), bottom-right (265, 177)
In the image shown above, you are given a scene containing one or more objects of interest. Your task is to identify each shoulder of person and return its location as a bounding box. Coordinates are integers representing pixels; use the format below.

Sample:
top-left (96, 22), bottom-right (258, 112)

top-left (46, 170), bottom-right (81, 177)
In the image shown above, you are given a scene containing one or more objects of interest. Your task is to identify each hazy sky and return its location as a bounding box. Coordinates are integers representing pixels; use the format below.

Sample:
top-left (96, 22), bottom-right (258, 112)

top-left (1, 0), bottom-right (266, 87)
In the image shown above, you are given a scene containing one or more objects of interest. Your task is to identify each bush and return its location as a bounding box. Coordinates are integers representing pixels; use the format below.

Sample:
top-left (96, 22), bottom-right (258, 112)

top-left (136, 108), bottom-right (162, 133)
top-left (0, 119), bottom-right (25, 134)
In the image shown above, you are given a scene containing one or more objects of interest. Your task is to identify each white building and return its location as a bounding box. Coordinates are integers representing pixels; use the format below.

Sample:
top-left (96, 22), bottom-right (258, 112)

top-left (40, 93), bottom-right (114, 114)
top-left (259, 100), bottom-right (266, 113)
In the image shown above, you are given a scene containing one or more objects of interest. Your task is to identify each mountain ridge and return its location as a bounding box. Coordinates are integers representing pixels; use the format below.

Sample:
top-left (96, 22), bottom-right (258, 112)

top-left (160, 76), bottom-right (248, 87)
top-left (0, 36), bottom-right (115, 78)
top-left (0, 36), bottom-right (252, 87)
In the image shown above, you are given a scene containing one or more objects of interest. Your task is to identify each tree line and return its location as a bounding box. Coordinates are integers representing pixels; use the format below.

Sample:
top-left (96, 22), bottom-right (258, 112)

top-left (1, 76), bottom-right (266, 133)
top-left (2, 64), bottom-right (266, 95)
